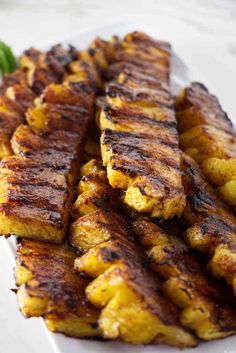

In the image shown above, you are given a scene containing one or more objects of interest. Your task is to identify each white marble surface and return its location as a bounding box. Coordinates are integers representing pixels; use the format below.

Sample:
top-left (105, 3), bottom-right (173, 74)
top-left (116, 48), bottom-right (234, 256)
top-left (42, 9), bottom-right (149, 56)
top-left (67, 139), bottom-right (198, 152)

top-left (0, 1), bottom-right (236, 353)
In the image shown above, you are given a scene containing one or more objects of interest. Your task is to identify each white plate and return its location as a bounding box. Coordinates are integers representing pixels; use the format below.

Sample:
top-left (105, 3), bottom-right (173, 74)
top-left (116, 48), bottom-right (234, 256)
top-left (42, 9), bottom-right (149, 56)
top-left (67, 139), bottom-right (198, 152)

top-left (3, 19), bottom-right (236, 353)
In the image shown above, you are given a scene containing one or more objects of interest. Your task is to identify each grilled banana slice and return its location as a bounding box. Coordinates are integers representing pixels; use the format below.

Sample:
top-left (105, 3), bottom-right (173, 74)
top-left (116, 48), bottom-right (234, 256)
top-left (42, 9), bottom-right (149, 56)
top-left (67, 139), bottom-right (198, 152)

top-left (181, 153), bottom-right (236, 296)
top-left (177, 83), bottom-right (236, 207)
top-left (15, 238), bottom-right (100, 338)
top-left (70, 159), bottom-right (196, 347)
top-left (132, 217), bottom-right (236, 340)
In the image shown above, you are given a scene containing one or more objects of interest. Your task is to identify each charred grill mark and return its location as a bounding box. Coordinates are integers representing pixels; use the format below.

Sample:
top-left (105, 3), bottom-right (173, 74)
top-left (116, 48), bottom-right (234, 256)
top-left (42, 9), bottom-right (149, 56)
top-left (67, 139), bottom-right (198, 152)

top-left (70, 157), bottom-right (196, 346)
top-left (106, 61), bottom-right (168, 82)
top-left (198, 215), bottom-right (236, 242)
top-left (0, 203), bottom-right (63, 227)
top-left (30, 67), bottom-right (58, 95)
top-left (131, 217), bottom-right (236, 338)
top-left (99, 32), bottom-right (186, 219)
top-left (15, 239), bottom-right (100, 321)
top-left (103, 128), bottom-right (178, 151)
top-left (182, 156), bottom-right (233, 217)
top-left (103, 105), bottom-right (177, 128)
top-left (176, 82), bottom-right (234, 134)
top-left (124, 31), bottom-right (171, 53)
top-left (106, 82), bottom-right (173, 109)
top-left (181, 154), bottom-right (236, 298)
top-left (111, 158), bottom-right (182, 195)
top-left (187, 192), bottom-right (218, 212)
top-left (6, 183), bottom-right (67, 206)
top-left (0, 44), bottom-right (102, 242)
top-left (6, 178), bottom-right (66, 191)
top-left (1, 156), bottom-right (71, 173)
top-left (111, 153), bottom-right (180, 178)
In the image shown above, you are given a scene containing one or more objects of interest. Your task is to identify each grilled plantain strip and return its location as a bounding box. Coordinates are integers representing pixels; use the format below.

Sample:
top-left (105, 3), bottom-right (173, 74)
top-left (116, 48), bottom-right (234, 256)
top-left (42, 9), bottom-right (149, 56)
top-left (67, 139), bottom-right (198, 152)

top-left (70, 159), bottom-right (196, 347)
top-left (15, 238), bottom-right (100, 338)
top-left (176, 82), bottom-right (236, 207)
top-left (99, 32), bottom-right (185, 219)
top-left (0, 47), bottom-right (102, 242)
top-left (181, 153), bottom-right (236, 296)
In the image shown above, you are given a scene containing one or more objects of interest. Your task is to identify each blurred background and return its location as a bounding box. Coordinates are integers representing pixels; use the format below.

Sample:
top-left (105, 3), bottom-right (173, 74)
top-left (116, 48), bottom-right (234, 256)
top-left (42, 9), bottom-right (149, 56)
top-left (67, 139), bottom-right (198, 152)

top-left (0, 1), bottom-right (235, 352)
top-left (0, 0), bottom-right (235, 52)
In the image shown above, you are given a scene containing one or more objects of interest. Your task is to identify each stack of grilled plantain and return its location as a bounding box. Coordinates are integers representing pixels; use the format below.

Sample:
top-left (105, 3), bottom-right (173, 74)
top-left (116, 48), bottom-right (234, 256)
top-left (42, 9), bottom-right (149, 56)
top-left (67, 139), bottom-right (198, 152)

top-left (0, 31), bottom-right (235, 349)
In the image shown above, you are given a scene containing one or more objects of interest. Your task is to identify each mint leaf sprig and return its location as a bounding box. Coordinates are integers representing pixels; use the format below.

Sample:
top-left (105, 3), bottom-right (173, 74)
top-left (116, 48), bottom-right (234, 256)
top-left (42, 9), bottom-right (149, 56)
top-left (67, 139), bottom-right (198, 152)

top-left (0, 41), bottom-right (17, 75)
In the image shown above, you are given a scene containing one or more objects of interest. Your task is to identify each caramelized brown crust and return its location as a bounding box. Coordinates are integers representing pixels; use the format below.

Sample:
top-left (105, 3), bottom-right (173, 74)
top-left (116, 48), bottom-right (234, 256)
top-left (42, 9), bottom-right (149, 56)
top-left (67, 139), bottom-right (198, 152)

top-left (26, 83), bottom-right (93, 134)
top-left (0, 44), bottom-right (77, 161)
top-left (181, 153), bottom-right (236, 296)
top-left (176, 82), bottom-right (233, 133)
top-left (15, 239), bottom-right (100, 338)
top-left (111, 32), bottom-right (171, 83)
top-left (21, 44), bottom-right (76, 88)
top-left (1, 68), bottom-right (28, 93)
top-left (0, 96), bottom-right (24, 135)
top-left (70, 159), bottom-right (196, 347)
top-left (6, 83), bottom-right (36, 112)
top-left (12, 124), bottom-right (80, 158)
top-left (176, 82), bottom-right (236, 208)
top-left (181, 153), bottom-right (235, 225)
top-left (101, 104), bottom-right (176, 136)
top-left (0, 155), bottom-right (72, 242)
top-left (106, 60), bottom-right (167, 82)
top-left (132, 217), bottom-right (236, 340)
top-left (100, 32), bottom-right (185, 219)
top-left (0, 46), bottom-right (100, 242)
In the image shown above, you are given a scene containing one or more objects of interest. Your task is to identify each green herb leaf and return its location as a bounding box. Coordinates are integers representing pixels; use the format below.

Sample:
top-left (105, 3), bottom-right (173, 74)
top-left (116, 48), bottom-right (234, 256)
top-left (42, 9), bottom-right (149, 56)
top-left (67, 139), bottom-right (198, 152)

top-left (0, 41), bottom-right (17, 74)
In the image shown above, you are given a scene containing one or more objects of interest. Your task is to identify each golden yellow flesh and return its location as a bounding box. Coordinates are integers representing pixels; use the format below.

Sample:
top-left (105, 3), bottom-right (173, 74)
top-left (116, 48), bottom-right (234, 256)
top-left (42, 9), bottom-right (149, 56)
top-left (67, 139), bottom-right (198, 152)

top-left (132, 217), bottom-right (236, 340)
top-left (70, 158), bottom-right (196, 347)
top-left (0, 47), bottom-right (100, 242)
top-left (98, 31), bottom-right (186, 219)
top-left (177, 82), bottom-right (236, 207)
top-left (15, 239), bottom-right (100, 338)
top-left (181, 153), bottom-right (236, 296)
